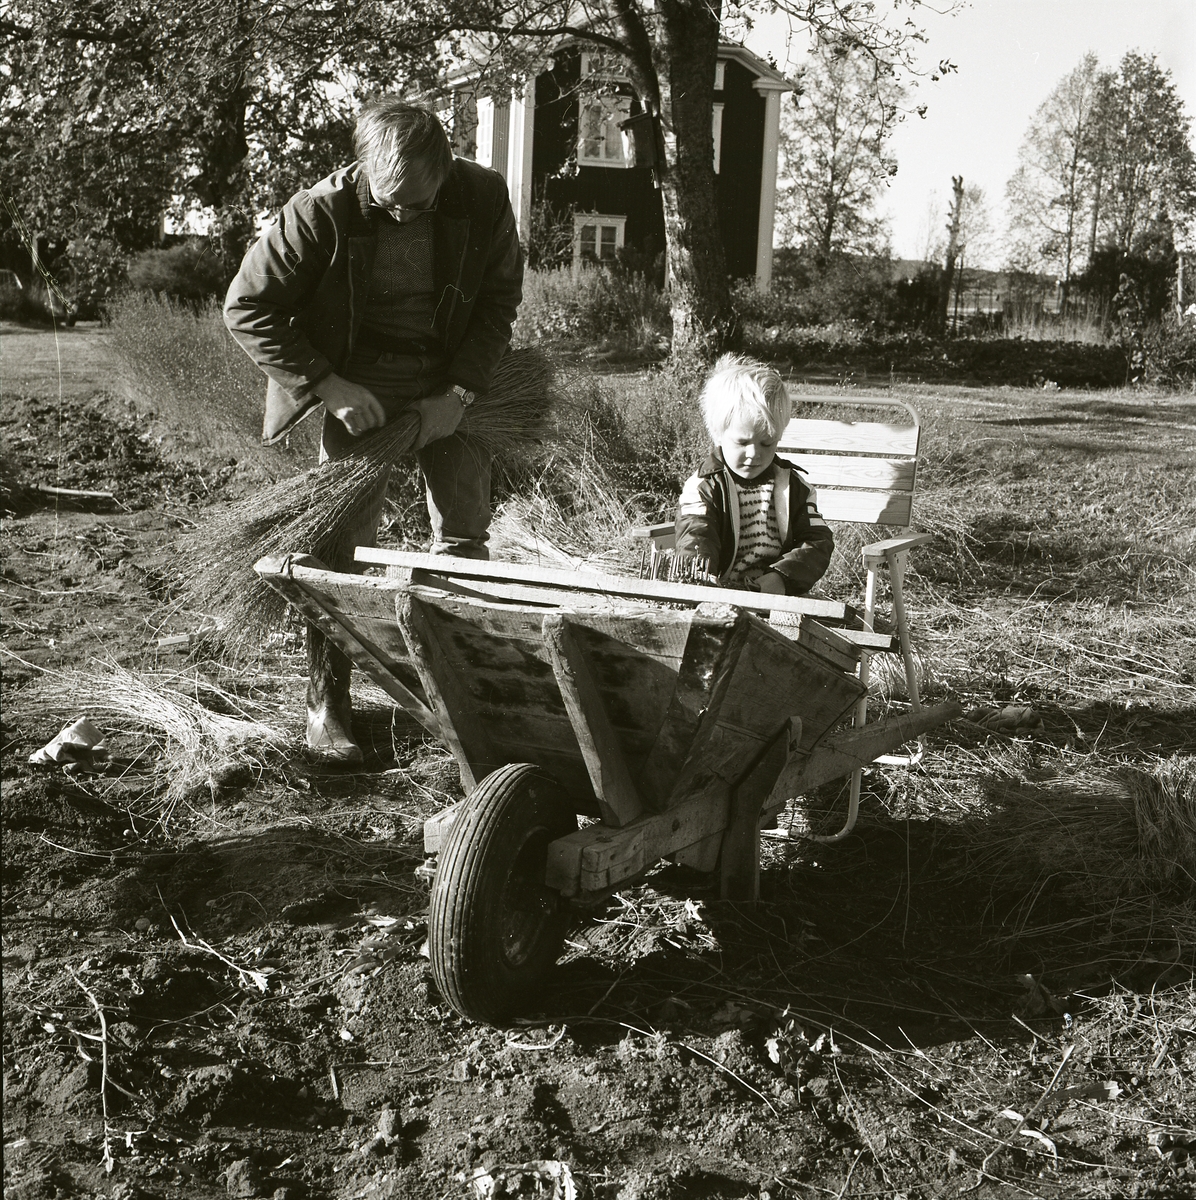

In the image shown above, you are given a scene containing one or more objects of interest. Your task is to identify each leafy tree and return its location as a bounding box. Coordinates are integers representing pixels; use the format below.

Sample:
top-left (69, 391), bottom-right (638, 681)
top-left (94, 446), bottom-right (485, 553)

top-left (1003, 50), bottom-right (1196, 306)
top-left (404, 0), bottom-right (949, 358)
top-left (1, 1), bottom-right (388, 283)
top-left (3, 0), bottom-right (948, 356)
top-left (1090, 51), bottom-right (1196, 257)
top-left (1004, 52), bottom-right (1103, 306)
top-left (775, 41), bottom-right (903, 261)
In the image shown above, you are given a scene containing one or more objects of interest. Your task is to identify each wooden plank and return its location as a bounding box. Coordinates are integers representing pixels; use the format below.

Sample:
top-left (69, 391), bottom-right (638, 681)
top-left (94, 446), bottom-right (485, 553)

top-left (423, 801), bottom-right (465, 853)
top-left (767, 700), bottom-right (963, 806)
top-left (354, 549), bottom-right (850, 621)
top-left (813, 489), bottom-right (914, 526)
top-left (542, 613), bottom-right (643, 827)
top-left (545, 789), bottom-right (732, 896)
top-left (767, 614), bottom-right (861, 672)
top-left (255, 556), bottom-right (437, 732)
top-left (787, 454), bottom-right (916, 494)
top-left (549, 708), bottom-right (963, 899)
top-left (720, 719), bottom-right (800, 902)
top-left (638, 605), bottom-right (744, 807)
top-left (670, 831), bottom-right (722, 872)
top-left (861, 532), bottom-right (935, 568)
top-left (403, 586), bottom-right (686, 752)
top-left (706, 616), bottom-right (864, 769)
top-left (780, 417), bottom-right (920, 457)
top-left (404, 585), bottom-right (693, 662)
top-left (395, 592), bottom-right (501, 792)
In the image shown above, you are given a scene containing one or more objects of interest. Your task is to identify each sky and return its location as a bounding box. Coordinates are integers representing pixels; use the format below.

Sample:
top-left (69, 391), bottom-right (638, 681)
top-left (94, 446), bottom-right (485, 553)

top-left (746, 0), bottom-right (1196, 267)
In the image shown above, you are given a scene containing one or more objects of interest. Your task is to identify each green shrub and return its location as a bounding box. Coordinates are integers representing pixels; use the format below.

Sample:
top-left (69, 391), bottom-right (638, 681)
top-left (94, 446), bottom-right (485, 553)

top-left (513, 264), bottom-right (670, 351)
top-left (1143, 314), bottom-right (1196, 387)
top-left (61, 237), bottom-right (129, 318)
top-left (523, 201), bottom-right (575, 270)
top-left (740, 251), bottom-right (902, 331)
top-left (127, 238), bottom-right (232, 303)
top-left (107, 290), bottom-right (319, 475)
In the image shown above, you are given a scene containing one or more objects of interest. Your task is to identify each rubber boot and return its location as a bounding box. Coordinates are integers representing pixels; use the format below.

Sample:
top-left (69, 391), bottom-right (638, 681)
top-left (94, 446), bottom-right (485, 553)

top-left (305, 626), bottom-right (363, 765)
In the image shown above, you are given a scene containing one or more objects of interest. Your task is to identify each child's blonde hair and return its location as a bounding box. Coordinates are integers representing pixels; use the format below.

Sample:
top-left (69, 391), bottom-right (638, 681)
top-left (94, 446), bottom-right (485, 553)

top-left (699, 353), bottom-right (792, 441)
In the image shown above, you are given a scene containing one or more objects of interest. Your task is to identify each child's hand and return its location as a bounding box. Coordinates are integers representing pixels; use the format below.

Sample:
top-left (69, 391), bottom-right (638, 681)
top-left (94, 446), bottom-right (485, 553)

top-left (757, 572), bottom-right (787, 595)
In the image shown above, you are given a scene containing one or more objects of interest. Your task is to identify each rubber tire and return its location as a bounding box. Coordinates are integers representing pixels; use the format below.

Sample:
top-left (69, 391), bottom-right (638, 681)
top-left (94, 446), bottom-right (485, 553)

top-left (428, 763), bottom-right (577, 1025)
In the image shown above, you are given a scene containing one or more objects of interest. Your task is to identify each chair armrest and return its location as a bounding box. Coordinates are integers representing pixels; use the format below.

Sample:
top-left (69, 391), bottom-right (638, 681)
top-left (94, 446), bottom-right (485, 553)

top-left (631, 522), bottom-right (676, 540)
top-left (861, 532), bottom-right (934, 568)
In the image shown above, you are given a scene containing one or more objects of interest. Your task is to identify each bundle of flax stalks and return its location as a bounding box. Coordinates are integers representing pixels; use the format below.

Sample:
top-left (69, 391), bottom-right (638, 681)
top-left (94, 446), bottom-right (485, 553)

top-left (182, 347), bottom-right (556, 642)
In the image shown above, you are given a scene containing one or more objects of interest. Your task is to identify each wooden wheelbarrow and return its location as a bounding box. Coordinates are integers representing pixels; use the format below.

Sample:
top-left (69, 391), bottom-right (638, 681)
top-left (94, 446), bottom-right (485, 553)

top-left (256, 550), bottom-right (961, 1025)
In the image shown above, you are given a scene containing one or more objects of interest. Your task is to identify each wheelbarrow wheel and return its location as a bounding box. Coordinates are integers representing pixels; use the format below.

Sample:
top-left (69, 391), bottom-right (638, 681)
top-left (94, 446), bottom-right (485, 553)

top-left (428, 762), bottom-right (577, 1024)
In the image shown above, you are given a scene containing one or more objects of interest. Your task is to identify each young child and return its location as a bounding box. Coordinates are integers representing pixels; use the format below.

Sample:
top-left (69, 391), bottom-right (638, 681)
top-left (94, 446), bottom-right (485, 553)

top-left (674, 354), bottom-right (833, 595)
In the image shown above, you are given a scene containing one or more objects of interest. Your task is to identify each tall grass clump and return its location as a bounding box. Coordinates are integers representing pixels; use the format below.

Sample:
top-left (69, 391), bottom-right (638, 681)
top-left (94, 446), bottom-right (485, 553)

top-left (1000, 304), bottom-right (1109, 343)
top-left (108, 290), bottom-right (318, 474)
top-left (513, 264), bottom-right (670, 352)
top-left (25, 662), bottom-right (289, 827)
top-left (484, 365), bottom-right (697, 571)
top-left (180, 349), bottom-right (558, 643)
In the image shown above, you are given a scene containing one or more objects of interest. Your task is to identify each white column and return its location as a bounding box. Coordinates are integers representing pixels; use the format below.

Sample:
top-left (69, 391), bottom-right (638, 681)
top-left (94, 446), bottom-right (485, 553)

top-left (507, 79), bottom-right (536, 240)
top-left (475, 97), bottom-right (494, 170)
top-left (755, 87), bottom-right (783, 293)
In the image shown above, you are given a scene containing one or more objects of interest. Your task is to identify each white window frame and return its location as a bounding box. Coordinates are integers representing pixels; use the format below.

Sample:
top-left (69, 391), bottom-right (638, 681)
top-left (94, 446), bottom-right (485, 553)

top-left (580, 50), bottom-right (630, 82)
top-left (712, 102), bottom-right (725, 174)
top-left (577, 92), bottom-right (633, 168)
top-left (714, 60), bottom-right (726, 90)
top-left (572, 213), bottom-right (627, 274)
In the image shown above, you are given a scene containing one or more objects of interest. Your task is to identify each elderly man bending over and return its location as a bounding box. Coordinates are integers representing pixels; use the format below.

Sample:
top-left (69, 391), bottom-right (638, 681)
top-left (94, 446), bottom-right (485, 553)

top-left (225, 97), bottom-right (523, 764)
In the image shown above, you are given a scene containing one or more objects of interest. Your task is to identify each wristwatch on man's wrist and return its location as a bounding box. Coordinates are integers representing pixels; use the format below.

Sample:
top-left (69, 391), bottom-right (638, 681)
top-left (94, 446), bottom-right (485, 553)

top-left (449, 384), bottom-right (477, 408)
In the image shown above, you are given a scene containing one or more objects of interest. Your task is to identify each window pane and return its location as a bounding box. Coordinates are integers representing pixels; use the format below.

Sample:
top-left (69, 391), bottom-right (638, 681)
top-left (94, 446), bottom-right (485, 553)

top-left (578, 95), bottom-right (632, 164)
top-left (580, 225), bottom-right (597, 258)
top-left (600, 226), bottom-right (617, 257)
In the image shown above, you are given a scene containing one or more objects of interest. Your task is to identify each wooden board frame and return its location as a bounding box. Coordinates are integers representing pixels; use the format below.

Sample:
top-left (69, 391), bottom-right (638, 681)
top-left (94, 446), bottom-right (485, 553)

top-left (396, 592), bottom-right (502, 792)
top-left (541, 613), bottom-right (644, 827)
top-left (355, 548), bottom-right (853, 623)
top-left (255, 555), bottom-right (437, 732)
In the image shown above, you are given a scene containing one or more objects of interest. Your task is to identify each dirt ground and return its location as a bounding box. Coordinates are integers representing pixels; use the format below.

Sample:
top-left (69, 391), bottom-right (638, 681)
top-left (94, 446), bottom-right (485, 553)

top-left (3, 324), bottom-right (1194, 1200)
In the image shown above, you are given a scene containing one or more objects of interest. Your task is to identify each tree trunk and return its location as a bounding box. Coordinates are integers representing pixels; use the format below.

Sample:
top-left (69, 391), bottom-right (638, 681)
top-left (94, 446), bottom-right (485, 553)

top-left (653, 0), bottom-right (737, 362)
top-left (936, 175), bottom-right (964, 335)
top-left (1087, 160), bottom-right (1103, 264)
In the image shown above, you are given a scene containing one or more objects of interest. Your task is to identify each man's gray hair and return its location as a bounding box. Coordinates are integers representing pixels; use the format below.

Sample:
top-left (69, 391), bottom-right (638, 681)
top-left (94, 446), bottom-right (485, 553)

top-left (355, 97), bottom-right (453, 188)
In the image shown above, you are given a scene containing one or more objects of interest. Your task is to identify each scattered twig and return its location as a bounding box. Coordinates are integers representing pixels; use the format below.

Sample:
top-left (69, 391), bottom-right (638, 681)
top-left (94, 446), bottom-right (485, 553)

top-left (834, 1148), bottom-right (864, 1200)
top-left (68, 969), bottom-right (115, 1174)
top-left (36, 482), bottom-right (116, 501)
top-left (165, 911), bottom-right (273, 992)
top-left (505, 1026), bottom-right (567, 1051)
top-left (972, 1044), bottom-right (1074, 1189)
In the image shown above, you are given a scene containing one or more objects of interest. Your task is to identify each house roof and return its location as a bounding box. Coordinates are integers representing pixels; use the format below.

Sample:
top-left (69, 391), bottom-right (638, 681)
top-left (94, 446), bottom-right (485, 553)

top-left (717, 43), bottom-right (795, 92)
top-left (444, 38), bottom-right (796, 93)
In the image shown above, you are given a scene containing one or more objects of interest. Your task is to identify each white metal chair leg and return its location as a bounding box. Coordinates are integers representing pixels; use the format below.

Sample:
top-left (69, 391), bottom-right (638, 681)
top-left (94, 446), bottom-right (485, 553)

top-left (885, 548), bottom-right (922, 710)
top-left (804, 567), bottom-right (874, 843)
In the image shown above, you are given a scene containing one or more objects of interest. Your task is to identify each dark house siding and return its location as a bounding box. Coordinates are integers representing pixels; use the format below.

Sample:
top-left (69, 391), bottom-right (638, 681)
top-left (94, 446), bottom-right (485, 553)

top-left (528, 48), bottom-right (768, 277)
top-left (532, 50), bottom-right (665, 265)
top-left (715, 60), bottom-right (765, 279)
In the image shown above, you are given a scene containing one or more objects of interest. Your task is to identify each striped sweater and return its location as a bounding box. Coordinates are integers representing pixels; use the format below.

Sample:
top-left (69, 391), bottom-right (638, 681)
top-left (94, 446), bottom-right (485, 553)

top-left (674, 451), bottom-right (834, 594)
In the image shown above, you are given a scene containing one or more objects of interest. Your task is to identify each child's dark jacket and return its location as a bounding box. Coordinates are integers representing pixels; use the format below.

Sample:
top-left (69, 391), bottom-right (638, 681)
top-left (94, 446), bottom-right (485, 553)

top-left (674, 451), bottom-right (834, 594)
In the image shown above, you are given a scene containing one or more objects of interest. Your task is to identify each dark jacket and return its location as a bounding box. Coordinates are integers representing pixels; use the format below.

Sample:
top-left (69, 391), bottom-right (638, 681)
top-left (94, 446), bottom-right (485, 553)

top-left (674, 451), bottom-right (834, 594)
top-left (224, 158), bottom-right (523, 443)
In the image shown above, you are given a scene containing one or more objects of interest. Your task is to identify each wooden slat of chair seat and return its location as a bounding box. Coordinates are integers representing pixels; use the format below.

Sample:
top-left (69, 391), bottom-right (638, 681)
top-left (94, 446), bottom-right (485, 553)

top-left (784, 454), bottom-right (917, 493)
top-left (812, 489), bottom-right (914, 527)
top-left (778, 417), bottom-right (920, 457)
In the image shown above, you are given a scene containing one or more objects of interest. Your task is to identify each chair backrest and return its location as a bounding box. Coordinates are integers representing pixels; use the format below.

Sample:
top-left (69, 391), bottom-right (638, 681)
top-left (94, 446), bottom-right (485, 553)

top-left (778, 397), bottom-right (921, 527)
top-left (633, 396), bottom-right (922, 549)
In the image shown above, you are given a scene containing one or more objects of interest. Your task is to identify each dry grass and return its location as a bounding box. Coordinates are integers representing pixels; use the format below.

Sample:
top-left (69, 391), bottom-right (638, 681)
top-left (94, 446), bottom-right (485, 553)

top-left (178, 348), bottom-right (558, 643)
top-left (107, 291), bottom-right (320, 476)
top-left (22, 662), bottom-right (289, 827)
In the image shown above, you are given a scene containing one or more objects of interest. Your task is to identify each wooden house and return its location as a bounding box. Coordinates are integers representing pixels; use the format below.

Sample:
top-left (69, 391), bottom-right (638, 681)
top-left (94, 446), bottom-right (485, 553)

top-left (447, 44), bottom-right (793, 291)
